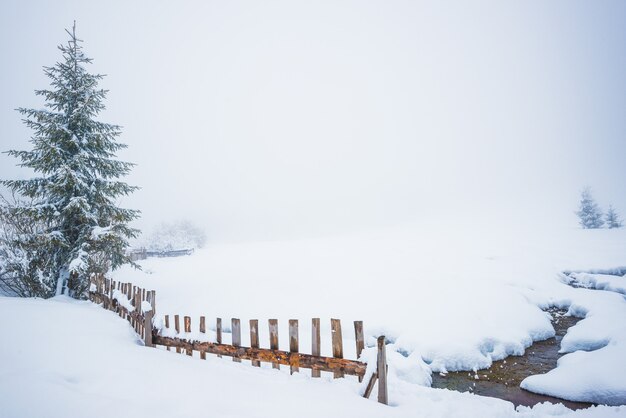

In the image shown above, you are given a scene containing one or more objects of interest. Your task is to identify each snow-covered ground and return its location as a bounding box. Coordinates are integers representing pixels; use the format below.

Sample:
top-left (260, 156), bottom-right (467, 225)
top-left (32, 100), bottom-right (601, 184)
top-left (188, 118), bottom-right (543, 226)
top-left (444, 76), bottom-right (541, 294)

top-left (105, 220), bottom-right (626, 407)
top-left (2, 220), bottom-right (625, 417)
top-left (0, 295), bottom-right (623, 418)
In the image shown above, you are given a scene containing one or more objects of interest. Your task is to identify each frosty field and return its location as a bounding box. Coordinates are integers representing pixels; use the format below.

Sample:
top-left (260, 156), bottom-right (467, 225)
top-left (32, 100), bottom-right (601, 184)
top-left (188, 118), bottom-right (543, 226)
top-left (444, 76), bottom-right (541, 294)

top-left (106, 220), bottom-right (626, 408)
top-left (2, 220), bottom-right (626, 417)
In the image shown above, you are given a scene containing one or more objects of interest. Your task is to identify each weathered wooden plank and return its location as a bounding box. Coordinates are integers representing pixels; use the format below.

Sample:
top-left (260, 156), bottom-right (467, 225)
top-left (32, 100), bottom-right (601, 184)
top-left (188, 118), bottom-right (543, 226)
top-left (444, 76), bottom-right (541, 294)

top-left (362, 372), bottom-right (378, 399)
top-left (126, 285), bottom-right (132, 324)
top-left (232, 318), bottom-right (241, 363)
top-left (137, 288), bottom-right (144, 332)
top-left (269, 319), bottom-right (279, 369)
top-left (109, 280), bottom-right (115, 311)
top-left (135, 292), bottom-right (142, 333)
top-left (377, 336), bottom-right (388, 405)
top-left (331, 318), bottom-right (344, 378)
top-left (289, 319), bottom-right (299, 374)
top-left (311, 318), bottom-right (321, 378)
top-left (249, 320), bottom-right (260, 367)
top-left (216, 318), bottom-right (222, 358)
top-left (354, 320), bottom-right (365, 382)
top-left (354, 321), bottom-right (364, 358)
top-left (144, 310), bottom-right (154, 347)
top-left (184, 316), bottom-right (192, 356)
top-left (199, 316), bottom-right (206, 360)
top-left (121, 284), bottom-right (127, 318)
top-left (152, 335), bottom-right (367, 377)
top-left (120, 283), bottom-right (127, 319)
top-left (136, 292), bottom-right (141, 330)
top-left (174, 315), bottom-right (181, 353)
top-left (103, 279), bottom-right (109, 309)
top-left (150, 290), bottom-right (156, 314)
top-left (130, 292), bottom-right (139, 333)
top-left (164, 315), bottom-right (171, 351)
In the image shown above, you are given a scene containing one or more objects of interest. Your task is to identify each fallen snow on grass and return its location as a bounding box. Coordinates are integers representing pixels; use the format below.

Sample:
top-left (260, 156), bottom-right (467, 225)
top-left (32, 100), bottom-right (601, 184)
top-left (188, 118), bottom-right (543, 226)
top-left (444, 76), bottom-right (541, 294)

top-left (111, 221), bottom-right (626, 406)
top-left (0, 296), bottom-right (624, 418)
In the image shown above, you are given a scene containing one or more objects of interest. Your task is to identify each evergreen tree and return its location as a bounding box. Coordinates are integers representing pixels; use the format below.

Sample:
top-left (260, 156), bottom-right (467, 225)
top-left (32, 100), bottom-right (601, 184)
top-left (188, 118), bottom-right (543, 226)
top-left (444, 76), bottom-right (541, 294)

top-left (605, 205), bottom-right (623, 229)
top-left (1, 23), bottom-right (139, 298)
top-left (576, 188), bottom-right (604, 229)
top-left (0, 195), bottom-right (58, 297)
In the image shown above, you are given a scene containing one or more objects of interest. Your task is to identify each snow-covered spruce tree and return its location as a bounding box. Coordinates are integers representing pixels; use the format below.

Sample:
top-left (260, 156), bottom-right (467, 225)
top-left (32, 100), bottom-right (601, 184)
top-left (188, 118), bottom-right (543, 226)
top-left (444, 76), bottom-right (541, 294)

top-left (1, 24), bottom-right (139, 298)
top-left (605, 205), bottom-right (623, 229)
top-left (576, 188), bottom-right (604, 229)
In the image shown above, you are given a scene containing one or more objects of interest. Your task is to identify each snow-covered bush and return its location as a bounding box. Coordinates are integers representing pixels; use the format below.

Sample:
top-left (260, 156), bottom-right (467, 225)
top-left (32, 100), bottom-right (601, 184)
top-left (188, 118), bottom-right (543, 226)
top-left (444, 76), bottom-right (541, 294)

top-left (576, 188), bottom-right (604, 229)
top-left (141, 220), bottom-right (207, 252)
top-left (0, 196), bottom-right (59, 297)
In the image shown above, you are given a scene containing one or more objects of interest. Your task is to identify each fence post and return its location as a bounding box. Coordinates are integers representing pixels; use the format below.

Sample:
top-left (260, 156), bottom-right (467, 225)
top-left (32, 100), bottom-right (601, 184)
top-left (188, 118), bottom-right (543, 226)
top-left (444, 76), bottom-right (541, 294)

top-left (232, 318), bottom-right (241, 363)
top-left (174, 315), bottom-right (181, 353)
top-left (311, 318), bottom-right (321, 377)
top-left (164, 315), bottom-right (171, 351)
top-left (105, 279), bottom-right (111, 309)
top-left (289, 319), bottom-right (299, 374)
top-left (250, 320), bottom-right (260, 367)
top-left (144, 310), bottom-right (154, 347)
top-left (377, 336), bottom-right (388, 405)
top-left (354, 321), bottom-right (365, 382)
top-left (216, 318), bottom-right (222, 358)
top-left (331, 318), bottom-right (344, 378)
top-left (184, 316), bottom-right (192, 356)
top-left (269, 319), bottom-right (279, 369)
top-left (199, 316), bottom-right (206, 360)
top-left (150, 290), bottom-right (156, 315)
top-left (121, 283), bottom-right (126, 317)
top-left (135, 292), bottom-right (142, 333)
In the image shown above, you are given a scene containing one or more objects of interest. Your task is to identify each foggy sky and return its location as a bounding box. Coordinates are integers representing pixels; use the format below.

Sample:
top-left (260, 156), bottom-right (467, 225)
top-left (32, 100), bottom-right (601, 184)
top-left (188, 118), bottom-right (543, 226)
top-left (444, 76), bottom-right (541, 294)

top-left (1, 1), bottom-right (625, 242)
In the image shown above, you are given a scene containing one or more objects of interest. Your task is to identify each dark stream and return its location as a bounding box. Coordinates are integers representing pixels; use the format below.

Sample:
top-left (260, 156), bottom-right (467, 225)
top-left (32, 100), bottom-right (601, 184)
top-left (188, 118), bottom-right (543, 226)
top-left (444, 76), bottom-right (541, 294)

top-left (431, 308), bottom-right (593, 409)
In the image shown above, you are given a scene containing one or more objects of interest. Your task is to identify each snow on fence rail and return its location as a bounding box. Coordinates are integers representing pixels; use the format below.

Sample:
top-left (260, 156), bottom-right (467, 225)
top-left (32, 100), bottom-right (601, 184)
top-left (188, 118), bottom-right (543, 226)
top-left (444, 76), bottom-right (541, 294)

top-left (88, 275), bottom-right (389, 405)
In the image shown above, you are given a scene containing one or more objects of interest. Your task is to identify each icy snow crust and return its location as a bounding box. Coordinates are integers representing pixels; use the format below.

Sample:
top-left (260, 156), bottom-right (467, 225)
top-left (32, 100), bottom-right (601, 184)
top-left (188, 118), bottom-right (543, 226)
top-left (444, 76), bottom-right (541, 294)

top-left (0, 296), bottom-right (624, 418)
top-left (112, 221), bottom-right (626, 406)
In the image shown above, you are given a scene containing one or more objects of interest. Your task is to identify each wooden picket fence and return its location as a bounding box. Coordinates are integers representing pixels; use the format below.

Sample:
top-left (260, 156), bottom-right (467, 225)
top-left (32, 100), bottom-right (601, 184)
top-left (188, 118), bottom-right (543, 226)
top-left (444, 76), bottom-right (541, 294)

top-left (88, 275), bottom-right (389, 405)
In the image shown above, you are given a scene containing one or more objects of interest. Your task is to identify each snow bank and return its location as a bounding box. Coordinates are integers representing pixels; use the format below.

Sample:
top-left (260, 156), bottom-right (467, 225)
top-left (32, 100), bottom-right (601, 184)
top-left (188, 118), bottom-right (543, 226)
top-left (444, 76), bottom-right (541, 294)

top-left (111, 220), bottom-right (626, 405)
top-left (521, 289), bottom-right (626, 405)
top-left (1, 296), bottom-right (623, 418)
top-left (565, 272), bottom-right (626, 295)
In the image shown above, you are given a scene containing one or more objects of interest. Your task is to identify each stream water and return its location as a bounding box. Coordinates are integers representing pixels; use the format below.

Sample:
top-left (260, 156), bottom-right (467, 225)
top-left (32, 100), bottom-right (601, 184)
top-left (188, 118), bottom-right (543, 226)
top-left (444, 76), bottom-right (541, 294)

top-left (431, 308), bottom-right (593, 409)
